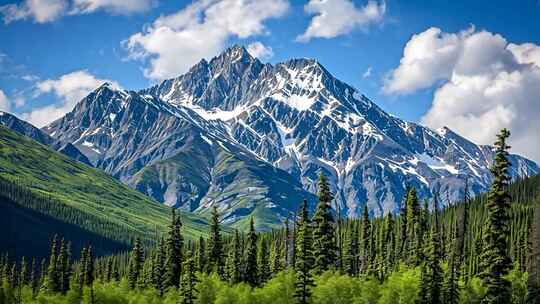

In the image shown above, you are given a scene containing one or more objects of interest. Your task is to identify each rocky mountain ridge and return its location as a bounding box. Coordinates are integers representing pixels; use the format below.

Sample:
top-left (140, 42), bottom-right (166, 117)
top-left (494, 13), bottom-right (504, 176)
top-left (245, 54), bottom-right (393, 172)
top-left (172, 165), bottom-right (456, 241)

top-left (42, 45), bottom-right (539, 226)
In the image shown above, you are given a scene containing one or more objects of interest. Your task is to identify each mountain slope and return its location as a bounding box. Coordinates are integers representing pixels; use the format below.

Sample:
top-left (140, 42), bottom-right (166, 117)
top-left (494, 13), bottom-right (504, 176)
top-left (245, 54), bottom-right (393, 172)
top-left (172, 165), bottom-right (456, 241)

top-left (0, 111), bottom-right (91, 165)
top-left (0, 125), bottom-right (210, 241)
top-left (44, 45), bottom-right (539, 225)
top-left (43, 84), bottom-right (316, 230)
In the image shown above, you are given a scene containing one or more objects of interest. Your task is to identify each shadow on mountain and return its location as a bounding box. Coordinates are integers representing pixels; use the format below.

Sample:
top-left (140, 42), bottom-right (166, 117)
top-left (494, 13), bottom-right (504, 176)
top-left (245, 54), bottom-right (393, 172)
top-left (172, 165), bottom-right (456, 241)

top-left (1, 195), bottom-right (129, 260)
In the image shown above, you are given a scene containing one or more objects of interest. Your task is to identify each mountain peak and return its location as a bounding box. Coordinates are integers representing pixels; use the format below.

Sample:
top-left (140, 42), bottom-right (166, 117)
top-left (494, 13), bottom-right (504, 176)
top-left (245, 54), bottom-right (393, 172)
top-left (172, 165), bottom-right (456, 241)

top-left (217, 44), bottom-right (256, 64)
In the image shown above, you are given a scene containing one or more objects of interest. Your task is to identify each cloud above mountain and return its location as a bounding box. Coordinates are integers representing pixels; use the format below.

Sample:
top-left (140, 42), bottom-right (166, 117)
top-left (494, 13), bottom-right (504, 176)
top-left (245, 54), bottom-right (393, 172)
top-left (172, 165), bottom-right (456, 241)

top-left (0, 0), bottom-right (155, 24)
top-left (0, 90), bottom-right (10, 112)
top-left (384, 26), bottom-right (540, 162)
top-left (297, 0), bottom-right (386, 42)
top-left (247, 42), bottom-right (274, 61)
top-left (22, 70), bottom-right (119, 127)
top-left (124, 0), bottom-right (289, 80)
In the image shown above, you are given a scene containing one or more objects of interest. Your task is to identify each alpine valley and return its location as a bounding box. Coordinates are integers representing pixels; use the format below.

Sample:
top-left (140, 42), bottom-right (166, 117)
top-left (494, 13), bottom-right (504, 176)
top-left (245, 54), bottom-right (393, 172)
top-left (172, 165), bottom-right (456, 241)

top-left (5, 45), bottom-right (539, 230)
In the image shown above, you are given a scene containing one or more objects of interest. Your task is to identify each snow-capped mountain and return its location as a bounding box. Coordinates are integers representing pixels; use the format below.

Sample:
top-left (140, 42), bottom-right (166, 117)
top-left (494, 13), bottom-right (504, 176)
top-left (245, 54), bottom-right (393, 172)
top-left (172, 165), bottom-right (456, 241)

top-left (43, 45), bottom-right (539, 226)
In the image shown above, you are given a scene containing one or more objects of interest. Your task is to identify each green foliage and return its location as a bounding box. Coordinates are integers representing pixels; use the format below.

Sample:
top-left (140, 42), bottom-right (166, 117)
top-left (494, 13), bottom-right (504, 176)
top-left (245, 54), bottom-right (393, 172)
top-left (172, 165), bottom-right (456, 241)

top-left (378, 267), bottom-right (420, 304)
top-left (127, 238), bottom-right (144, 289)
top-left (0, 126), bottom-right (209, 250)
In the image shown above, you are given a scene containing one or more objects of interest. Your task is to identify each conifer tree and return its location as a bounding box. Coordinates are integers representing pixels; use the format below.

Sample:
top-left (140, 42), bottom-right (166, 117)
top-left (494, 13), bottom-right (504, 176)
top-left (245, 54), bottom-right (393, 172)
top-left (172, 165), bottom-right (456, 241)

top-left (226, 230), bottom-right (241, 284)
top-left (426, 195), bottom-right (444, 304)
top-left (19, 257), bottom-right (28, 287)
top-left (399, 190), bottom-right (408, 259)
top-left (180, 252), bottom-right (199, 304)
top-left (384, 214), bottom-right (396, 273)
top-left (196, 236), bottom-right (206, 273)
top-left (29, 258), bottom-right (38, 297)
top-left (207, 205), bottom-right (224, 277)
top-left (46, 235), bottom-right (60, 292)
top-left (154, 238), bottom-right (166, 297)
top-left (344, 224), bottom-right (359, 276)
top-left (58, 239), bottom-right (71, 294)
top-left (406, 188), bottom-right (421, 266)
top-left (77, 247), bottom-right (86, 291)
top-left (294, 200), bottom-right (315, 304)
top-left (312, 173), bottom-right (337, 274)
top-left (360, 205), bottom-right (371, 274)
top-left (459, 179), bottom-right (471, 282)
top-left (244, 217), bottom-right (259, 286)
top-left (444, 251), bottom-right (460, 304)
top-left (164, 209), bottom-right (183, 289)
top-left (104, 258), bottom-right (113, 282)
top-left (418, 264), bottom-right (430, 304)
top-left (480, 129), bottom-right (513, 304)
top-left (127, 238), bottom-right (144, 289)
top-left (258, 238), bottom-right (271, 284)
top-left (367, 224), bottom-right (377, 277)
top-left (271, 238), bottom-right (284, 274)
top-left (82, 246), bottom-right (94, 287)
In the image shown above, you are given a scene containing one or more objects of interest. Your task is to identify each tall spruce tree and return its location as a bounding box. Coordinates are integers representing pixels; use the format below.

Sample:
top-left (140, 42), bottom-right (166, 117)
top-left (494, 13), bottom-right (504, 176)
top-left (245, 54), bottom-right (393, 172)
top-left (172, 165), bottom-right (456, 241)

top-left (406, 188), bottom-right (421, 266)
top-left (180, 252), bottom-right (199, 304)
top-left (29, 258), bottom-right (38, 297)
top-left (427, 195), bottom-right (443, 304)
top-left (83, 246), bottom-right (94, 287)
top-left (271, 238), bottom-right (284, 274)
top-left (154, 238), bottom-right (166, 297)
top-left (384, 214), bottom-right (396, 274)
top-left (128, 238), bottom-right (144, 289)
top-left (245, 217), bottom-right (259, 286)
top-left (312, 173), bottom-right (337, 274)
top-left (196, 236), bottom-right (206, 273)
top-left (459, 178), bottom-right (471, 282)
top-left (344, 223), bottom-right (359, 276)
top-left (58, 239), bottom-right (71, 294)
top-left (294, 200), bottom-right (315, 304)
top-left (399, 189), bottom-right (409, 259)
top-left (226, 230), bottom-right (242, 284)
top-left (164, 209), bottom-right (183, 289)
top-left (444, 249), bottom-right (460, 304)
top-left (360, 205), bottom-right (371, 274)
top-left (45, 234), bottom-right (60, 292)
top-left (258, 238), bottom-right (271, 284)
top-left (207, 205), bottom-right (224, 277)
top-left (480, 129), bottom-right (513, 304)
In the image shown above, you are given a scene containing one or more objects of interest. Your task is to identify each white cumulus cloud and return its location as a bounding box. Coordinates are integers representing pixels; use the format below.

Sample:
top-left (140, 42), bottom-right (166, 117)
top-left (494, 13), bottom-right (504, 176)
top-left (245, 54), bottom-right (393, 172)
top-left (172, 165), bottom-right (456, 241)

top-left (0, 0), bottom-right (67, 24)
top-left (297, 0), bottom-right (386, 42)
top-left (123, 0), bottom-right (289, 80)
top-left (0, 0), bottom-right (154, 24)
top-left (247, 42), bottom-right (274, 61)
top-left (70, 0), bottom-right (156, 15)
top-left (0, 90), bottom-right (10, 112)
top-left (22, 70), bottom-right (119, 127)
top-left (385, 26), bottom-right (540, 163)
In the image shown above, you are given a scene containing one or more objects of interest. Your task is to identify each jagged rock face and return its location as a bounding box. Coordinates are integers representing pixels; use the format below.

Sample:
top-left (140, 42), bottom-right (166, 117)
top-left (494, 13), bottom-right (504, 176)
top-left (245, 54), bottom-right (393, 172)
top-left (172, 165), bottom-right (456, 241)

top-left (0, 111), bottom-right (91, 165)
top-left (44, 45), bottom-right (540, 226)
top-left (43, 83), bottom-right (315, 230)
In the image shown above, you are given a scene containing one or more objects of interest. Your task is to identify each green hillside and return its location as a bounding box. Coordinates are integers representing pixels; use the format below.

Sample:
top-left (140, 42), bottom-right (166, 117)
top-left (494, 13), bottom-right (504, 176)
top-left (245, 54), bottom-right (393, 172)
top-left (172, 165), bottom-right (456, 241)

top-left (0, 126), bottom-right (209, 255)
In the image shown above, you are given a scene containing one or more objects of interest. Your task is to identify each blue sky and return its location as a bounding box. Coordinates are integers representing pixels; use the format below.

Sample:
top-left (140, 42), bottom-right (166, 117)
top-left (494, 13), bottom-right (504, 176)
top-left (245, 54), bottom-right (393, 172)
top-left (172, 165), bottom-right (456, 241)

top-left (0, 0), bottom-right (540, 161)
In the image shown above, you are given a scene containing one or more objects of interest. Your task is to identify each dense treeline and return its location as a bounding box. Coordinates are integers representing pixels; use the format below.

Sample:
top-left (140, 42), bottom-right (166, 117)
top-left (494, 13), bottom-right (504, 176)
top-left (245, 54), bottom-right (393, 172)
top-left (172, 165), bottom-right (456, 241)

top-left (0, 176), bottom-right (151, 248)
top-left (0, 129), bottom-right (539, 304)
